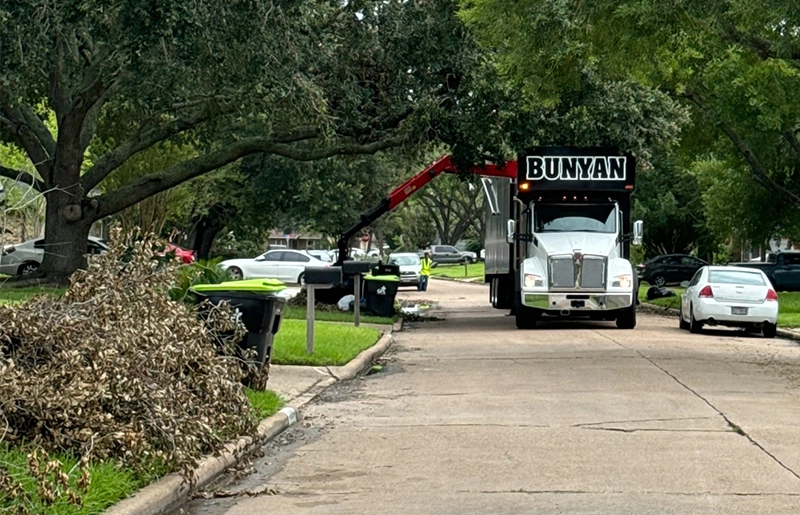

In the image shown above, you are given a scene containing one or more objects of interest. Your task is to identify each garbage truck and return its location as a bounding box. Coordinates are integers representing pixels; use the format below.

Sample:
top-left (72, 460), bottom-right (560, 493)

top-left (334, 146), bottom-right (643, 329)
top-left (482, 147), bottom-right (643, 329)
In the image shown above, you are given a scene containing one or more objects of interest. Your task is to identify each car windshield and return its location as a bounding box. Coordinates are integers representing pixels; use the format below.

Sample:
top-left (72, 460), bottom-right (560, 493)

top-left (709, 270), bottom-right (766, 286)
top-left (534, 204), bottom-right (617, 233)
top-left (389, 255), bottom-right (420, 265)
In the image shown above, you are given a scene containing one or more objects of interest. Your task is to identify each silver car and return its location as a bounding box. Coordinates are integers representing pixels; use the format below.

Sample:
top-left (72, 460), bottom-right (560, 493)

top-left (0, 236), bottom-right (108, 276)
top-left (387, 253), bottom-right (422, 286)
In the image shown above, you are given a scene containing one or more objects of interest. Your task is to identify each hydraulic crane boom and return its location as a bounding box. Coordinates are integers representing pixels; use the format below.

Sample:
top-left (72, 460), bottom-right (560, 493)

top-left (335, 156), bottom-right (517, 265)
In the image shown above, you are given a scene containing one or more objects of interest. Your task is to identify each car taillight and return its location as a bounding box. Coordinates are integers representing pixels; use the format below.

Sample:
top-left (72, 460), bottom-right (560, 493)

top-left (766, 289), bottom-right (778, 302)
top-left (1, 245), bottom-right (15, 256)
top-left (698, 285), bottom-right (714, 298)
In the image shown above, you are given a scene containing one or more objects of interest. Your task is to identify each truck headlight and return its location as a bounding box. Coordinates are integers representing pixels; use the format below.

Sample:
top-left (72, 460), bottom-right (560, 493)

top-left (524, 274), bottom-right (544, 288)
top-left (611, 274), bottom-right (632, 289)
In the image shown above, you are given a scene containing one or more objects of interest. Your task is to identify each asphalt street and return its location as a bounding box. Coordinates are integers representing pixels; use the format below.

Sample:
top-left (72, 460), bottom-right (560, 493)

top-left (181, 279), bottom-right (800, 514)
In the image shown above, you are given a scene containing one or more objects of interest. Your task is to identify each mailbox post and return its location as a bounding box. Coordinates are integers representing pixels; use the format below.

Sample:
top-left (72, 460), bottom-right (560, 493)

top-left (342, 261), bottom-right (371, 327)
top-left (303, 266), bottom-right (343, 354)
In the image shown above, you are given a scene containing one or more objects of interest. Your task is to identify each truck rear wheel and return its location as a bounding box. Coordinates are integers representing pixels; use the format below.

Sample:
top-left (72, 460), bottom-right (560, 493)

top-left (515, 294), bottom-right (540, 329)
top-left (615, 305), bottom-right (636, 329)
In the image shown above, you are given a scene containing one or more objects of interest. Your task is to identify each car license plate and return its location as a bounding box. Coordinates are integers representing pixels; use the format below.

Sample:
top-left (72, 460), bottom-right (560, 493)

top-left (731, 307), bottom-right (748, 315)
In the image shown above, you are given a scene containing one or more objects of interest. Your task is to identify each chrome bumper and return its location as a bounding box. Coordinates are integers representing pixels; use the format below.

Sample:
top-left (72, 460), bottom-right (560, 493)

top-left (522, 292), bottom-right (633, 311)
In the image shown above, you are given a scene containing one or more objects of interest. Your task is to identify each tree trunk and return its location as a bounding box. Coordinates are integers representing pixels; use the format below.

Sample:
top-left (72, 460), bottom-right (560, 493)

top-left (190, 214), bottom-right (225, 260)
top-left (39, 188), bottom-right (93, 282)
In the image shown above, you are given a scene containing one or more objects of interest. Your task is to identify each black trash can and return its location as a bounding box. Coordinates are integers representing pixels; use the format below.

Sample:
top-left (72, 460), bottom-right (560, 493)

top-left (363, 275), bottom-right (400, 317)
top-left (192, 279), bottom-right (286, 389)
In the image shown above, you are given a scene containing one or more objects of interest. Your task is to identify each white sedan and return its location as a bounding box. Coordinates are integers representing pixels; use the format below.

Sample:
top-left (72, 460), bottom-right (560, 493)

top-left (219, 249), bottom-right (330, 284)
top-left (679, 266), bottom-right (779, 338)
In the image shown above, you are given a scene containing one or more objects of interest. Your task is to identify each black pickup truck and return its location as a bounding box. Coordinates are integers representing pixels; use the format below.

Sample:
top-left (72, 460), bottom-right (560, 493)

top-left (733, 251), bottom-right (800, 292)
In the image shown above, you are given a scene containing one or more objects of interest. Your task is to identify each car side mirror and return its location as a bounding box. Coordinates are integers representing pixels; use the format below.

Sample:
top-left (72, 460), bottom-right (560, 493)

top-left (506, 219), bottom-right (516, 244)
top-left (255, 256), bottom-right (266, 261)
top-left (680, 281), bottom-right (690, 288)
top-left (632, 220), bottom-right (644, 246)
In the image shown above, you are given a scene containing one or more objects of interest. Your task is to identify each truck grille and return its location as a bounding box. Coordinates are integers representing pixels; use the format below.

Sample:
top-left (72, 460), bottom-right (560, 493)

top-left (580, 256), bottom-right (606, 289)
top-left (549, 255), bottom-right (606, 290)
top-left (550, 257), bottom-right (575, 289)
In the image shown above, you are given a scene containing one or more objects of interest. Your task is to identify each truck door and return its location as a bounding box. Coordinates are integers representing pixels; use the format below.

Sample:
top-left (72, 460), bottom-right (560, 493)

top-left (773, 254), bottom-right (800, 291)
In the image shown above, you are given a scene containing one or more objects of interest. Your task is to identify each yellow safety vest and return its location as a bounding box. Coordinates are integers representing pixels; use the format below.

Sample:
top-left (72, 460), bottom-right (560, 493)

top-left (420, 257), bottom-right (432, 276)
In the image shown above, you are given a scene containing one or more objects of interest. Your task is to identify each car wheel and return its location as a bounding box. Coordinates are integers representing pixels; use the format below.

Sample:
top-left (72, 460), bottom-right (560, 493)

top-left (652, 274), bottom-right (666, 287)
top-left (689, 303), bottom-right (703, 334)
top-left (228, 267), bottom-right (243, 280)
top-left (679, 300), bottom-right (690, 330)
top-left (762, 322), bottom-right (777, 339)
top-left (18, 261), bottom-right (39, 276)
top-left (297, 272), bottom-right (305, 285)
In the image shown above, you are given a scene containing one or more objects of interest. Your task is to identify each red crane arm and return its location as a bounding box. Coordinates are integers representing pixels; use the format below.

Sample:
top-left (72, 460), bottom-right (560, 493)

top-left (336, 156), bottom-right (517, 264)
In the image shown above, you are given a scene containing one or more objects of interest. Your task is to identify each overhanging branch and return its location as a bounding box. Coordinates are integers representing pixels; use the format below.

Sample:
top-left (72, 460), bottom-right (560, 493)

top-left (0, 165), bottom-right (43, 191)
top-left (684, 89), bottom-right (800, 208)
top-left (92, 134), bottom-right (404, 220)
top-left (720, 24), bottom-right (800, 63)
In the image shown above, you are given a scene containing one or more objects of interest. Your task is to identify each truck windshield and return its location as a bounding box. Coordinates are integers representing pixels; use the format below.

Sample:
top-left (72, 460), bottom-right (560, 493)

top-left (534, 204), bottom-right (617, 234)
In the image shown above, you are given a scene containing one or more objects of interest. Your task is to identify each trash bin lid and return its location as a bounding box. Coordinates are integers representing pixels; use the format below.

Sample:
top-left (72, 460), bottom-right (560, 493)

top-left (192, 278), bottom-right (286, 293)
top-left (364, 274), bottom-right (400, 282)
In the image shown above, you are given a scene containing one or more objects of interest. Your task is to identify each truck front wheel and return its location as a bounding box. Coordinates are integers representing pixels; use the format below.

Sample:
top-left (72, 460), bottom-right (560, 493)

top-left (515, 294), bottom-right (540, 329)
top-left (616, 305), bottom-right (637, 329)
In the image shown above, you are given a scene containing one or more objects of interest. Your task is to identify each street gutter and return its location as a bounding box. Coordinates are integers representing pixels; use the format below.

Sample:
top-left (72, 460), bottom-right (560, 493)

top-left (103, 329), bottom-right (396, 515)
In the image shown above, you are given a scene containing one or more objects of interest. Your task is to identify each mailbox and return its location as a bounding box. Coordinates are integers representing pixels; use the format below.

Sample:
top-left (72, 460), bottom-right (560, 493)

top-left (305, 266), bottom-right (343, 285)
top-left (342, 260), bottom-right (371, 275)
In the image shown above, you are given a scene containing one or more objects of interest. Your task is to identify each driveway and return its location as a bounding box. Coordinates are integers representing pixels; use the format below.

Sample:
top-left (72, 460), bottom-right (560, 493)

top-left (182, 279), bottom-right (800, 514)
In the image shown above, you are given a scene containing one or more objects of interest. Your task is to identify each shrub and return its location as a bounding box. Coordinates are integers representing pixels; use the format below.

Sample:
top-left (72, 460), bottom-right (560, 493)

top-left (169, 257), bottom-right (233, 303)
top-left (0, 229), bottom-right (257, 478)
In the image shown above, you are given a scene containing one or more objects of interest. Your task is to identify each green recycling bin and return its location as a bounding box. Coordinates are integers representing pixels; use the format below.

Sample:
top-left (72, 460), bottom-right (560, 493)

top-left (192, 278), bottom-right (286, 388)
top-left (363, 274), bottom-right (400, 317)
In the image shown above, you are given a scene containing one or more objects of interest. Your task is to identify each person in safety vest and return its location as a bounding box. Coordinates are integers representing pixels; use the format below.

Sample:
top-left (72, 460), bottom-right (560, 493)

top-left (419, 251), bottom-right (433, 291)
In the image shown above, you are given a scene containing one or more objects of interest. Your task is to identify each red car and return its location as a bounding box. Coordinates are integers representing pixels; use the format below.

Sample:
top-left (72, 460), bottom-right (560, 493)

top-left (162, 243), bottom-right (196, 264)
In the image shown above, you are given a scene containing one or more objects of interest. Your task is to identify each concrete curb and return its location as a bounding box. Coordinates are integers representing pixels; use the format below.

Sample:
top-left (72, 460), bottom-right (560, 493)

top-left (104, 332), bottom-right (395, 515)
top-left (639, 302), bottom-right (800, 343)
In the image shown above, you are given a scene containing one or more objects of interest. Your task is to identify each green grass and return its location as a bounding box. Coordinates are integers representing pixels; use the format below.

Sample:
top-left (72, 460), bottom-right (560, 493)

top-left (0, 286), bottom-right (66, 305)
top-left (638, 283), bottom-right (800, 327)
top-left (271, 319), bottom-right (381, 366)
top-left (0, 445), bottom-right (164, 515)
top-left (245, 389), bottom-right (285, 419)
top-left (429, 262), bottom-right (485, 279)
top-left (283, 305), bottom-right (395, 325)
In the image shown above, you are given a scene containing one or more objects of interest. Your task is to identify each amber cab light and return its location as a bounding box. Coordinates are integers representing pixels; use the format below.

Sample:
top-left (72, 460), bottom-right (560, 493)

top-left (698, 285), bottom-right (714, 298)
top-left (766, 289), bottom-right (778, 302)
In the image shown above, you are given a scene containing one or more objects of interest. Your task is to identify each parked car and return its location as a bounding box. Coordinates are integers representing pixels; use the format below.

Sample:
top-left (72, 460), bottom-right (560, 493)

top-left (0, 236), bottom-right (108, 276)
top-left (637, 254), bottom-right (708, 286)
top-left (420, 245), bottom-right (478, 264)
top-left (307, 250), bottom-right (334, 262)
top-left (218, 249), bottom-right (330, 283)
top-left (731, 251), bottom-right (800, 292)
top-left (679, 266), bottom-right (778, 337)
top-left (387, 252), bottom-right (422, 286)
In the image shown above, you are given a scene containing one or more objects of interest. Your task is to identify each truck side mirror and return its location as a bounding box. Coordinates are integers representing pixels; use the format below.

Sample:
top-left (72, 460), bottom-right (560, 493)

top-left (632, 220), bottom-right (644, 246)
top-left (506, 219), bottom-right (516, 244)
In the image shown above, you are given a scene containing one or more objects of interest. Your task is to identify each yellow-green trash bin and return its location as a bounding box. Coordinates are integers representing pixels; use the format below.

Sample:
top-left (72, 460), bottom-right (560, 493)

top-left (191, 278), bottom-right (286, 388)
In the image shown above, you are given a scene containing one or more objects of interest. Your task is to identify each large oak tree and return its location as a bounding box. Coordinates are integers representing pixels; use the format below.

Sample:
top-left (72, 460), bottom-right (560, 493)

top-left (0, 0), bottom-right (483, 280)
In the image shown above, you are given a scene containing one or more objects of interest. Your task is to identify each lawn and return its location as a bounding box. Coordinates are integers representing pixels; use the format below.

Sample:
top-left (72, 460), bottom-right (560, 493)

top-left (245, 388), bottom-right (285, 419)
top-left (0, 445), bottom-right (167, 515)
top-left (283, 305), bottom-right (395, 325)
top-left (430, 262), bottom-right (485, 279)
top-left (271, 319), bottom-right (381, 366)
top-left (0, 285), bottom-right (66, 305)
top-left (639, 283), bottom-right (800, 327)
